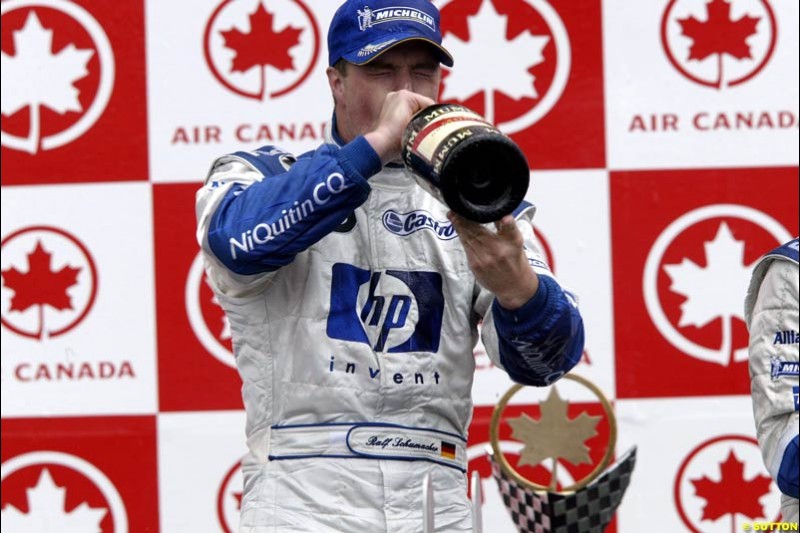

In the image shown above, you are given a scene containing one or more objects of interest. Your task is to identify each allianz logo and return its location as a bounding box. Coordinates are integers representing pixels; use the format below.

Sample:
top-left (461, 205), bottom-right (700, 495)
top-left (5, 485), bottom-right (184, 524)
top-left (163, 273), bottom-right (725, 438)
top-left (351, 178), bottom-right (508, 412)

top-left (382, 209), bottom-right (456, 240)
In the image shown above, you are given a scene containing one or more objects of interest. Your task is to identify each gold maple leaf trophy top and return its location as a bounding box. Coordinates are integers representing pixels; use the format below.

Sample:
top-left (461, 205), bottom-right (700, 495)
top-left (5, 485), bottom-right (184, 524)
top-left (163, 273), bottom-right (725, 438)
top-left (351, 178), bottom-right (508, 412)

top-left (490, 374), bottom-right (618, 493)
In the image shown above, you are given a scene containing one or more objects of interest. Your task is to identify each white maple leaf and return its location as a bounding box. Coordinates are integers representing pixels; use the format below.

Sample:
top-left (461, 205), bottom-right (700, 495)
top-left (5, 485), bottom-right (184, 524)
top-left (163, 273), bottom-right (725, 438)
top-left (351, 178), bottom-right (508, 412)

top-left (663, 223), bottom-right (756, 364)
top-left (441, 0), bottom-right (549, 124)
top-left (0, 11), bottom-right (94, 154)
top-left (664, 223), bottom-right (753, 328)
top-left (0, 468), bottom-right (107, 532)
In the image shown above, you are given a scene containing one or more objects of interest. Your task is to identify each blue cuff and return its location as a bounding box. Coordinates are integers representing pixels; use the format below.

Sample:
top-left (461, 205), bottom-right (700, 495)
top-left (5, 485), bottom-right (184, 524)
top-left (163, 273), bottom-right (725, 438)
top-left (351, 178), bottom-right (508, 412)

top-left (492, 275), bottom-right (550, 327)
top-left (491, 275), bottom-right (583, 387)
top-left (336, 136), bottom-right (382, 181)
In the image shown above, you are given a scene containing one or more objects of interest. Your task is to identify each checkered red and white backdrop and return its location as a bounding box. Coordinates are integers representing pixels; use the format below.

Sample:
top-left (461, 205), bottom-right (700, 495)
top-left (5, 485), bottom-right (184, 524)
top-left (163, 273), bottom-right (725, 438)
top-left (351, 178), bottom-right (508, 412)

top-left (1, 0), bottom-right (798, 531)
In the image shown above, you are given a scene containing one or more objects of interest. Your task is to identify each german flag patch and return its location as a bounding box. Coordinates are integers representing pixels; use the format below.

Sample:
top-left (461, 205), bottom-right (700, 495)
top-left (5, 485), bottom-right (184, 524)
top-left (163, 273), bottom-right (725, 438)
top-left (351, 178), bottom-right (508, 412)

top-left (441, 441), bottom-right (456, 460)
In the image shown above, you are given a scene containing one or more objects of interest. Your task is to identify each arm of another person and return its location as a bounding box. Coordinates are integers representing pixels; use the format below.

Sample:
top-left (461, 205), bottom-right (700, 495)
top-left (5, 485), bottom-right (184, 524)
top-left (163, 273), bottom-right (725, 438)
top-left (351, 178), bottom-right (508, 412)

top-left (748, 259), bottom-right (799, 499)
top-left (453, 205), bottom-right (584, 386)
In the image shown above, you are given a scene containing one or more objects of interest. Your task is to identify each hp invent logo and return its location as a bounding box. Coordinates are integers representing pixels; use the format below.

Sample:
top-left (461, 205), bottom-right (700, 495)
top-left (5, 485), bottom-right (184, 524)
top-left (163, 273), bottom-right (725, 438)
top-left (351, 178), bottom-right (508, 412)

top-left (327, 264), bottom-right (444, 353)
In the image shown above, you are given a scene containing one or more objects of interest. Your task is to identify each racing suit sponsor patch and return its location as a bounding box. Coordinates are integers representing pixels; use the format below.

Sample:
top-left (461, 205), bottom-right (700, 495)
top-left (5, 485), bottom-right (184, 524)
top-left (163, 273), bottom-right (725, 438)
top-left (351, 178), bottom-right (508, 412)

top-left (228, 172), bottom-right (350, 260)
top-left (357, 7), bottom-right (436, 32)
top-left (382, 209), bottom-right (456, 240)
top-left (773, 330), bottom-right (799, 344)
top-left (771, 357), bottom-right (800, 381)
top-left (327, 264), bottom-right (444, 352)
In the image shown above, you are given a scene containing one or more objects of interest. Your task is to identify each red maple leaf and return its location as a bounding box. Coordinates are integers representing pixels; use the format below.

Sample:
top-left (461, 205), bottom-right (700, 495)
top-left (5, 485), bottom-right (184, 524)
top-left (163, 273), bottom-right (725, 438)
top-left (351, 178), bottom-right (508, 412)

top-left (691, 450), bottom-right (772, 523)
top-left (220, 4), bottom-right (302, 99)
top-left (678, 0), bottom-right (759, 61)
top-left (1, 241), bottom-right (81, 338)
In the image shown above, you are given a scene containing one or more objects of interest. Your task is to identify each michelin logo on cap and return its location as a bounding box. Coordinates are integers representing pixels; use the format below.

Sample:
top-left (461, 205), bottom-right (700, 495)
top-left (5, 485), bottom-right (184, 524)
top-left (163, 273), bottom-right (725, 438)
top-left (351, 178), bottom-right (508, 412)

top-left (357, 6), bottom-right (436, 32)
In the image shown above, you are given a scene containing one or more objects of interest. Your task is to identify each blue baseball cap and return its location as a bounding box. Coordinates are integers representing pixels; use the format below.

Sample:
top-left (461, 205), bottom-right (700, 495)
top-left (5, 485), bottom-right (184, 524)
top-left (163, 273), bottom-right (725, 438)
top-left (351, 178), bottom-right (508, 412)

top-left (328, 0), bottom-right (454, 67)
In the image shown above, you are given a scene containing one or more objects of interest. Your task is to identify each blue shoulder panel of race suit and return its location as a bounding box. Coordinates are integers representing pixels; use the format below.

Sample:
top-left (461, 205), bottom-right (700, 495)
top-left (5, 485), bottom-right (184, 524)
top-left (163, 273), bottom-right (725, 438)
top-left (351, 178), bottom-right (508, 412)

top-left (765, 237), bottom-right (799, 264)
top-left (230, 146), bottom-right (296, 177)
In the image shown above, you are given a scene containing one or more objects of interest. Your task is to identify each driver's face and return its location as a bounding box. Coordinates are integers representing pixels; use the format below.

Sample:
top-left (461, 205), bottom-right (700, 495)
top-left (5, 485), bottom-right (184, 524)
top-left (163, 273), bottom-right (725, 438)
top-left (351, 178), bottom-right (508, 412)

top-left (329, 41), bottom-right (441, 143)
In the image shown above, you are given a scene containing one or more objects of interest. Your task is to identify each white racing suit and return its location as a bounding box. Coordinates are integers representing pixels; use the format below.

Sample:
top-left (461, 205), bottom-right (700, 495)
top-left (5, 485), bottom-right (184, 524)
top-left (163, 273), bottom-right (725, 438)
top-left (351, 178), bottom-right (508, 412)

top-left (196, 129), bottom-right (584, 532)
top-left (745, 237), bottom-right (799, 524)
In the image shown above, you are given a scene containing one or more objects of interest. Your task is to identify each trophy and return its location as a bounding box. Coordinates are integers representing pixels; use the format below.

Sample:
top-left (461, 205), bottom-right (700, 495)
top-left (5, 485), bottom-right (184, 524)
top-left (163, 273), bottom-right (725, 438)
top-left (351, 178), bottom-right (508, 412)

top-left (488, 374), bottom-right (637, 533)
top-left (402, 104), bottom-right (530, 223)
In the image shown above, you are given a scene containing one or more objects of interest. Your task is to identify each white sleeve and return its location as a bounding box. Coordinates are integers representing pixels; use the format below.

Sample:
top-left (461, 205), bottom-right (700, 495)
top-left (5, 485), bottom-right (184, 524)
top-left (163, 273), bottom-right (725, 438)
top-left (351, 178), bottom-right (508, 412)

top-left (195, 158), bottom-right (275, 298)
top-left (747, 259), bottom-right (800, 493)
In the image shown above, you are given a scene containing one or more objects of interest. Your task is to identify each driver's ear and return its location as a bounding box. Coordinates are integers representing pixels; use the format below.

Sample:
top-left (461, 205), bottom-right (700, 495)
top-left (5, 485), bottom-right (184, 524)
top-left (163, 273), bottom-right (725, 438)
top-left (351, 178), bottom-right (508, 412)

top-left (327, 65), bottom-right (345, 104)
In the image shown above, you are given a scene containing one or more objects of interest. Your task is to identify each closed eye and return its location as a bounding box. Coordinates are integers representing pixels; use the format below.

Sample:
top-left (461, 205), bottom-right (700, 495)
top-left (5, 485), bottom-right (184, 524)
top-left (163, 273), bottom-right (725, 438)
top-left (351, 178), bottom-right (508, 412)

top-left (365, 68), bottom-right (393, 78)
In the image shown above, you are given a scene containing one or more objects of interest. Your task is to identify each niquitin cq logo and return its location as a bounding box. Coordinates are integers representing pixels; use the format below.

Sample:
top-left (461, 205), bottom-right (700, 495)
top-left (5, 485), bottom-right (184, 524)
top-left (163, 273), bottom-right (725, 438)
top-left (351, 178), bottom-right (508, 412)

top-left (228, 172), bottom-right (350, 260)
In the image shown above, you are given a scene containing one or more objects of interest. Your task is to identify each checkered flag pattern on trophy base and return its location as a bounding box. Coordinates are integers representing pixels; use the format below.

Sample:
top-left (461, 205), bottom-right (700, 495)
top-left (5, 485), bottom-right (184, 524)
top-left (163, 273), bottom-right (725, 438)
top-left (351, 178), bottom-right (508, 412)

top-left (489, 446), bottom-right (637, 533)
